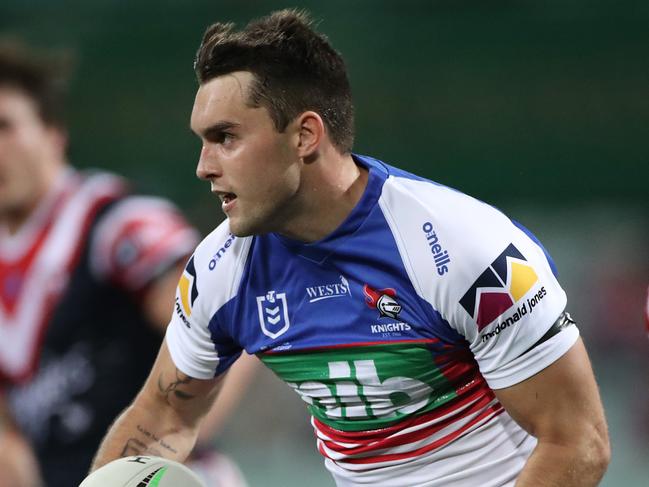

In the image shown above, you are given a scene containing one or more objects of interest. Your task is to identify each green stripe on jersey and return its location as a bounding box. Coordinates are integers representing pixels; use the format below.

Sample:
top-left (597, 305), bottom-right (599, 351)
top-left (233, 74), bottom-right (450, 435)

top-left (261, 343), bottom-right (458, 432)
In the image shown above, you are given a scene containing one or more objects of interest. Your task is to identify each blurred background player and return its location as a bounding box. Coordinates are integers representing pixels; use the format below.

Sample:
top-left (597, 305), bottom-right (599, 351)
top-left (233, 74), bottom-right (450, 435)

top-left (0, 40), bottom-right (253, 487)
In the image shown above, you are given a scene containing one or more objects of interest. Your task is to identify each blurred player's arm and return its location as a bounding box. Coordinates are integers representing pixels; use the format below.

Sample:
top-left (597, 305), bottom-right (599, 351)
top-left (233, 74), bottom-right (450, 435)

top-left (91, 339), bottom-right (222, 470)
top-left (141, 260), bottom-right (187, 332)
top-left (494, 338), bottom-right (610, 487)
top-left (0, 394), bottom-right (42, 487)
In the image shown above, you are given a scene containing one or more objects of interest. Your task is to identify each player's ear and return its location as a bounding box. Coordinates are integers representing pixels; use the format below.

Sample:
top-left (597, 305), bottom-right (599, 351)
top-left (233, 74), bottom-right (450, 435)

top-left (295, 111), bottom-right (324, 158)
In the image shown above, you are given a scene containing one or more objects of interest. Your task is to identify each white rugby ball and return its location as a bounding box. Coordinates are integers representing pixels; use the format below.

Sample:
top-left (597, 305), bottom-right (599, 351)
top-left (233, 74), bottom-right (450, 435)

top-left (79, 455), bottom-right (206, 487)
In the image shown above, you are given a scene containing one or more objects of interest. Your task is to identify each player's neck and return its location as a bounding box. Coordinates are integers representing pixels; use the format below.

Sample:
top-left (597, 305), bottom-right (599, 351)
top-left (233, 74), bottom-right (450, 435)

top-left (1, 162), bottom-right (68, 236)
top-left (1, 206), bottom-right (38, 236)
top-left (277, 152), bottom-right (368, 243)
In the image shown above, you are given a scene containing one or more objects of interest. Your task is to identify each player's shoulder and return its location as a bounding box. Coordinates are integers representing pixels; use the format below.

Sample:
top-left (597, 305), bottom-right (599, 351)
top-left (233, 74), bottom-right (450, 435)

top-left (356, 155), bottom-right (521, 271)
top-left (78, 168), bottom-right (194, 238)
top-left (76, 169), bottom-right (182, 225)
top-left (98, 194), bottom-right (186, 228)
top-left (82, 172), bottom-right (199, 290)
top-left (177, 221), bottom-right (253, 324)
top-left (372, 159), bottom-right (557, 303)
top-left (81, 168), bottom-right (194, 247)
top-left (76, 168), bottom-right (129, 196)
top-left (378, 168), bottom-right (516, 255)
top-left (358, 154), bottom-right (504, 227)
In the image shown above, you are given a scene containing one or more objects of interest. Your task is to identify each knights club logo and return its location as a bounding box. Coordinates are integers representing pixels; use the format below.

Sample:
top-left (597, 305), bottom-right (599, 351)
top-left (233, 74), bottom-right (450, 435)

top-left (256, 290), bottom-right (291, 339)
top-left (363, 284), bottom-right (402, 319)
top-left (460, 243), bottom-right (539, 330)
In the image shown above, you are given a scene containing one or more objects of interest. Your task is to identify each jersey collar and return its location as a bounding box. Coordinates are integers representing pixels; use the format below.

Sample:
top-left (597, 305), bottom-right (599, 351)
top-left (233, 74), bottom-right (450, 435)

top-left (271, 154), bottom-right (388, 264)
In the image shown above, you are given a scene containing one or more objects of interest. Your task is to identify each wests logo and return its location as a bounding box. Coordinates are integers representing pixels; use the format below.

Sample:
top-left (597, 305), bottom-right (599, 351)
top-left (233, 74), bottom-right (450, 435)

top-left (460, 244), bottom-right (538, 330)
top-left (363, 284), bottom-right (402, 319)
top-left (305, 275), bottom-right (352, 303)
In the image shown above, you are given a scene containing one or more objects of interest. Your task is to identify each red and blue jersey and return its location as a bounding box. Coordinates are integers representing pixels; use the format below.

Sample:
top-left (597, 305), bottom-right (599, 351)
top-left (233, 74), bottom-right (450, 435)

top-left (0, 168), bottom-right (198, 487)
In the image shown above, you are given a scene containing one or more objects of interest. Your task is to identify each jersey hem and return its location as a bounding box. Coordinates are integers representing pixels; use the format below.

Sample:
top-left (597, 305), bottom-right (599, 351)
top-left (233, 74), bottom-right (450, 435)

top-left (486, 325), bottom-right (580, 390)
top-left (165, 323), bottom-right (218, 380)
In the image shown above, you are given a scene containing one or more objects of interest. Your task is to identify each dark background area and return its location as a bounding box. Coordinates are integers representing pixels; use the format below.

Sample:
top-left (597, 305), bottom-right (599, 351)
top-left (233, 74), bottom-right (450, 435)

top-left (2, 0), bottom-right (647, 221)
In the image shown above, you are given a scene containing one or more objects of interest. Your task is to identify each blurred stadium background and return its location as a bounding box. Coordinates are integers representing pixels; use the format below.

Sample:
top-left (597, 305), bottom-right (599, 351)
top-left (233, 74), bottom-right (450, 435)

top-left (2, 1), bottom-right (647, 485)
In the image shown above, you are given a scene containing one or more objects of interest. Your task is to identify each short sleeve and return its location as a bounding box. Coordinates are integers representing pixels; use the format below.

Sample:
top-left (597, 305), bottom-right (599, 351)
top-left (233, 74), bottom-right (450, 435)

top-left (446, 233), bottom-right (579, 389)
top-left (378, 177), bottom-right (579, 391)
top-left (166, 257), bottom-right (224, 379)
top-left (165, 226), bottom-right (253, 380)
top-left (89, 196), bottom-right (199, 292)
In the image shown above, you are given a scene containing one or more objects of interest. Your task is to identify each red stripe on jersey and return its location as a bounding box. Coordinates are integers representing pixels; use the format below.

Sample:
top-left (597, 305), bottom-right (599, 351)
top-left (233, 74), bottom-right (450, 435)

top-left (0, 181), bottom-right (73, 315)
top-left (90, 197), bottom-right (196, 294)
top-left (318, 392), bottom-right (495, 456)
top-left (329, 403), bottom-right (505, 466)
top-left (434, 348), bottom-right (490, 399)
top-left (17, 193), bottom-right (118, 386)
top-left (0, 171), bottom-right (126, 385)
top-left (313, 374), bottom-right (494, 446)
top-left (111, 219), bottom-right (192, 292)
top-left (0, 226), bottom-right (51, 315)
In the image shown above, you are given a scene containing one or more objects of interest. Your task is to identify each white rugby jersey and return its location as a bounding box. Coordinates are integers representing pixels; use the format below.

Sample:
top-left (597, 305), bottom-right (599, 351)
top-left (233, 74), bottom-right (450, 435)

top-left (167, 154), bottom-right (579, 486)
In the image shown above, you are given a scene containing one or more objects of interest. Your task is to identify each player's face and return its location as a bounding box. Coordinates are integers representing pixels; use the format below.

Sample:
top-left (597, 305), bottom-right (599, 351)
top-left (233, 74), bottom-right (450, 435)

top-left (0, 87), bottom-right (63, 223)
top-left (191, 71), bottom-right (303, 237)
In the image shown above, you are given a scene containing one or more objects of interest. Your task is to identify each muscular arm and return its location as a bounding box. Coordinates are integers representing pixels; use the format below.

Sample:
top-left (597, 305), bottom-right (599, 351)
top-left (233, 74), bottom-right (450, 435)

top-left (91, 340), bottom-right (223, 470)
top-left (141, 261), bottom-right (185, 334)
top-left (494, 338), bottom-right (610, 487)
top-left (139, 261), bottom-right (257, 446)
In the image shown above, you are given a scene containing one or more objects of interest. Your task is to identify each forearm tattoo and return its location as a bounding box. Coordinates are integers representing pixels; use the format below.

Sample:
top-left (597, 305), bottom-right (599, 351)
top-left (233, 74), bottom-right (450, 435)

top-left (118, 369), bottom-right (196, 458)
top-left (120, 425), bottom-right (178, 457)
top-left (157, 369), bottom-right (196, 402)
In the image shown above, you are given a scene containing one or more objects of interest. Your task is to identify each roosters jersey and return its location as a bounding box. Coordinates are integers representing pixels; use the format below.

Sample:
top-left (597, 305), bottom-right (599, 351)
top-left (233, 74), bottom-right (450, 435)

top-left (166, 154), bottom-right (579, 486)
top-left (0, 168), bottom-right (198, 487)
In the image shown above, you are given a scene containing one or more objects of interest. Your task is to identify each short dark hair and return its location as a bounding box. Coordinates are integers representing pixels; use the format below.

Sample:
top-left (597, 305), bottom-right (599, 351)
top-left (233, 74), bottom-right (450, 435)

top-left (194, 9), bottom-right (354, 154)
top-left (0, 40), bottom-right (72, 128)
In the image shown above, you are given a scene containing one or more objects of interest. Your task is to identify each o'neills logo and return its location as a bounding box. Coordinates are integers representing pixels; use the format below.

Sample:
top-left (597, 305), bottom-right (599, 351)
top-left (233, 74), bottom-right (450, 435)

top-left (209, 233), bottom-right (236, 270)
top-left (422, 222), bottom-right (451, 276)
top-left (363, 284), bottom-right (402, 319)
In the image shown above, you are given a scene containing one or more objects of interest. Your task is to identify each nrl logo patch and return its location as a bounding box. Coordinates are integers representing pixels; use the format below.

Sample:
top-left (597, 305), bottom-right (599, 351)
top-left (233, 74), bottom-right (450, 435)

top-left (363, 284), bottom-right (402, 319)
top-left (256, 290), bottom-right (290, 339)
